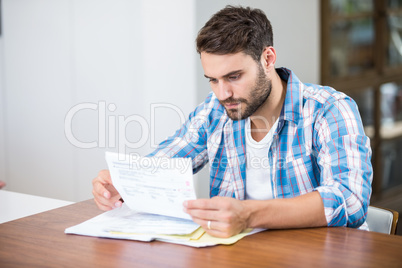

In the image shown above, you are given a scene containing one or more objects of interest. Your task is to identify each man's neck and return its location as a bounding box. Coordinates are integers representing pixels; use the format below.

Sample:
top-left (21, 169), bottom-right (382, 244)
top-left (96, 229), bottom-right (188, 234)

top-left (250, 73), bottom-right (287, 142)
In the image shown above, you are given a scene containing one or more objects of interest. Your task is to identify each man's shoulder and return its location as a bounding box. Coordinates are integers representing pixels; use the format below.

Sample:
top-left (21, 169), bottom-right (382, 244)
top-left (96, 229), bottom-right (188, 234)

top-left (301, 83), bottom-right (352, 109)
top-left (279, 68), bottom-right (349, 106)
top-left (300, 83), bottom-right (361, 126)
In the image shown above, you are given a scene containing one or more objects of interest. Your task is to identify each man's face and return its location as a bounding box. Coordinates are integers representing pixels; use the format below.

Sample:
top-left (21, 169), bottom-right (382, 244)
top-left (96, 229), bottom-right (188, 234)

top-left (201, 52), bottom-right (271, 120)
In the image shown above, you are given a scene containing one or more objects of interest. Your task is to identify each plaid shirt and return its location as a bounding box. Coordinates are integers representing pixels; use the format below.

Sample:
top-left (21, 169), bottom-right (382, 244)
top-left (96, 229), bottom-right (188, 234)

top-left (149, 68), bottom-right (373, 228)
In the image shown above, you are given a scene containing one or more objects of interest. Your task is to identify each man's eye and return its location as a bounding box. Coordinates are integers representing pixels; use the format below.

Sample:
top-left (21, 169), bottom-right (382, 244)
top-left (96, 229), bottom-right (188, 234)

top-left (209, 78), bottom-right (218, 83)
top-left (229, 74), bottom-right (240, 81)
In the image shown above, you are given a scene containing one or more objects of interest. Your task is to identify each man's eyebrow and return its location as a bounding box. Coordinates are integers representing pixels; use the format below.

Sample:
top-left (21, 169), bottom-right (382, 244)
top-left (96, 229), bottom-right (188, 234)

top-left (204, 70), bottom-right (243, 80)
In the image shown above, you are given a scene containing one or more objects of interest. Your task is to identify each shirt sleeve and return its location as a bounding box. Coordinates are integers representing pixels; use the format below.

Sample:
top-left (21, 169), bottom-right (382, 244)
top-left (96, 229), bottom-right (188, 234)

top-left (314, 96), bottom-right (373, 228)
top-left (147, 92), bottom-right (217, 174)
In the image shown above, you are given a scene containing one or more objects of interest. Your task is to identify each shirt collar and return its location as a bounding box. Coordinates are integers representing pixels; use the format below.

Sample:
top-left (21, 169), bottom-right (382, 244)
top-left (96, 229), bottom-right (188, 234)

top-left (276, 67), bottom-right (303, 124)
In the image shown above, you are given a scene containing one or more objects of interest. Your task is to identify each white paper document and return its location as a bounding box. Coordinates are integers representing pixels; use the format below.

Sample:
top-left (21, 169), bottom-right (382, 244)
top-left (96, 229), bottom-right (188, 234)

top-left (65, 204), bottom-right (199, 237)
top-left (65, 204), bottom-right (264, 247)
top-left (105, 151), bottom-right (196, 220)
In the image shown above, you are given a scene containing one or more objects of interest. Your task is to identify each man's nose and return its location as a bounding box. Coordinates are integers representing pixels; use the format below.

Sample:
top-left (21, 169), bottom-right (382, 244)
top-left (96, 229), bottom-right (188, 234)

top-left (216, 81), bottom-right (233, 100)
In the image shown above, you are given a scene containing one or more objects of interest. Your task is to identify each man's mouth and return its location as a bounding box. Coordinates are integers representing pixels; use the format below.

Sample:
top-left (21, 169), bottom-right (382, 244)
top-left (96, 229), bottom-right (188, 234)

top-left (224, 102), bottom-right (240, 109)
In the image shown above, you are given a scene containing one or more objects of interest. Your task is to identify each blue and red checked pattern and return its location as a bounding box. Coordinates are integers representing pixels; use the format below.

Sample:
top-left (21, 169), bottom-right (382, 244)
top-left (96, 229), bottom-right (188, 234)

top-left (148, 68), bottom-right (373, 229)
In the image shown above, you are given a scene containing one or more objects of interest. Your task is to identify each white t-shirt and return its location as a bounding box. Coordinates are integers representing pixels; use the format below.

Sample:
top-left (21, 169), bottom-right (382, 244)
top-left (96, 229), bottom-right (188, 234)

top-left (245, 117), bottom-right (279, 200)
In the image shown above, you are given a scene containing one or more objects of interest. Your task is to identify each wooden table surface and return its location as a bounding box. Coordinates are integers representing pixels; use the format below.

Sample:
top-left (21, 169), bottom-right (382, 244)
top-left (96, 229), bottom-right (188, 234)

top-left (1, 199), bottom-right (402, 267)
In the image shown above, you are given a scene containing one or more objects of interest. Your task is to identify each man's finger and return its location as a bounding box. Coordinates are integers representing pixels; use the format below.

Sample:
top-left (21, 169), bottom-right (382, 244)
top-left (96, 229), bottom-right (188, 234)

top-left (184, 209), bottom-right (219, 221)
top-left (191, 217), bottom-right (232, 238)
top-left (94, 198), bottom-right (113, 211)
top-left (93, 179), bottom-right (110, 199)
top-left (183, 198), bottom-right (221, 210)
top-left (94, 170), bottom-right (112, 185)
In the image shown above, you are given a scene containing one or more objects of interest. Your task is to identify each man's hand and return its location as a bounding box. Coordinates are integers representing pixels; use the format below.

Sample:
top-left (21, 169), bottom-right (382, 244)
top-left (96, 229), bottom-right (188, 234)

top-left (183, 196), bottom-right (250, 238)
top-left (92, 169), bottom-right (123, 211)
top-left (183, 192), bottom-right (327, 238)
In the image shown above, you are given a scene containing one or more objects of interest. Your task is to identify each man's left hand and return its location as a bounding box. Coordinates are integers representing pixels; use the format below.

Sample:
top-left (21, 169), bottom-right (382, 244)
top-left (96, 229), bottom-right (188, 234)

top-left (183, 196), bottom-right (249, 238)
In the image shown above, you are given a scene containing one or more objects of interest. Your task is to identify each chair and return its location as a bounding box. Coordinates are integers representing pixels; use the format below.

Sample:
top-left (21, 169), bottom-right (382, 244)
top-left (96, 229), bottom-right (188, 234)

top-left (366, 206), bottom-right (399, 235)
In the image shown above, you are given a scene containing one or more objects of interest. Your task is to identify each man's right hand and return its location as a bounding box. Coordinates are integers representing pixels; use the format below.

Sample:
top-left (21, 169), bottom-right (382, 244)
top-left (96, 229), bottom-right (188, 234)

top-left (92, 169), bottom-right (123, 211)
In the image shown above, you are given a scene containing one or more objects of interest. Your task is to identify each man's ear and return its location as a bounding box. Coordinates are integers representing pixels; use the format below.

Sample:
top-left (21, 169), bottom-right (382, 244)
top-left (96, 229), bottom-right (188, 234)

top-left (260, 46), bottom-right (276, 73)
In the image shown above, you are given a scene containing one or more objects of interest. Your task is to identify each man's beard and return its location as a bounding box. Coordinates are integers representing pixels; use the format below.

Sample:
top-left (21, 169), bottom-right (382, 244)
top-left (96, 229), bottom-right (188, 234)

top-left (220, 65), bottom-right (272, 121)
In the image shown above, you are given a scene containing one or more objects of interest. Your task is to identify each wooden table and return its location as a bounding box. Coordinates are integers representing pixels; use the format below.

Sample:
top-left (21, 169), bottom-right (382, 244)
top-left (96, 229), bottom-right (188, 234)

top-left (1, 200), bottom-right (402, 267)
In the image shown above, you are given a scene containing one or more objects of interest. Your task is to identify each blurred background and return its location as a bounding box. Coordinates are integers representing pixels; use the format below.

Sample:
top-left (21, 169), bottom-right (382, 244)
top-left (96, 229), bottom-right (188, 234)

top-left (0, 0), bottom-right (400, 233)
top-left (321, 0), bottom-right (402, 236)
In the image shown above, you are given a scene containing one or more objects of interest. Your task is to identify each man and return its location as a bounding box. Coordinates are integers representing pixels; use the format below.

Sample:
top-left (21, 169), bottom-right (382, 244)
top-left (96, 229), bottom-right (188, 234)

top-left (92, 6), bottom-right (372, 238)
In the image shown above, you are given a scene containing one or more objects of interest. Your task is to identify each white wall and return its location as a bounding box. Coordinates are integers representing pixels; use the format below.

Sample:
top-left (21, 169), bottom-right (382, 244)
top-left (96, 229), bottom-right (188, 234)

top-left (1, 0), bottom-right (197, 201)
top-left (0, 0), bottom-right (319, 202)
top-left (0, 37), bottom-right (6, 184)
top-left (2, 0), bottom-right (76, 200)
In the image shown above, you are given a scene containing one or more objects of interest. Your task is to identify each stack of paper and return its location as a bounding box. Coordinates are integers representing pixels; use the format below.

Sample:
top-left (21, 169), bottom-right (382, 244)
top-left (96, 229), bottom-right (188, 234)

top-left (65, 204), bottom-right (258, 247)
top-left (65, 152), bottom-right (261, 247)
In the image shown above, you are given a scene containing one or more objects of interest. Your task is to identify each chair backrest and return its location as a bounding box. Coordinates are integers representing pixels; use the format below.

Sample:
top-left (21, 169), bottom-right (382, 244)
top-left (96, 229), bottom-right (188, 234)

top-left (366, 206), bottom-right (399, 235)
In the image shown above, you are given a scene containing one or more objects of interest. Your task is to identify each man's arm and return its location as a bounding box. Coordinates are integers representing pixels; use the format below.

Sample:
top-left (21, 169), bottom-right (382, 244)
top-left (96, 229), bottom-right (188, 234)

top-left (313, 96), bottom-right (372, 228)
top-left (184, 191), bottom-right (326, 238)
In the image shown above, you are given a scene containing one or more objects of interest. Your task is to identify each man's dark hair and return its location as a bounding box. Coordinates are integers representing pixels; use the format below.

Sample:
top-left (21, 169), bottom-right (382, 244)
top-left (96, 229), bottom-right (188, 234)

top-left (196, 6), bottom-right (273, 62)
